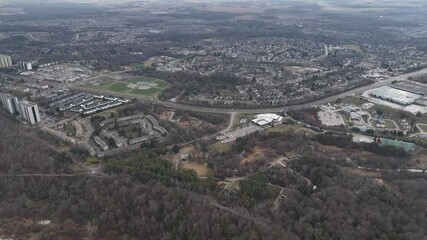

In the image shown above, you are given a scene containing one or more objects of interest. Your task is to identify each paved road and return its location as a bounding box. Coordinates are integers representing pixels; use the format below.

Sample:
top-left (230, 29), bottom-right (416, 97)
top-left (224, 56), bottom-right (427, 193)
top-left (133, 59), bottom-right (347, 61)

top-left (356, 166), bottom-right (426, 174)
top-left (221, 112), bottom-right (236, 134)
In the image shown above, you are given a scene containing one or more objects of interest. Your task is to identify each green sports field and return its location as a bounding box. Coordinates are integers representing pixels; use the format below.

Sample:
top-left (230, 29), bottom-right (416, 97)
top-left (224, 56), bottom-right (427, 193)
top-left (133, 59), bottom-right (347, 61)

top-left (79, 76), bottom-right (170, 97)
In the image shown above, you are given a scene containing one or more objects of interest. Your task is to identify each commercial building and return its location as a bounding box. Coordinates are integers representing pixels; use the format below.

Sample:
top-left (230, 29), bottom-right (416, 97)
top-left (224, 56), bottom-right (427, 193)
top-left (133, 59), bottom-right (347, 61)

top-left (18, 100), bottom-right (41, 124)
top-left (252, 113), bottom-right (283, 127)
top-left (368, 86), bottom-right (421, 105)
top-left (363, 84), bottom-right (427, 115)
top-left (0, 93), bottom-right (19, 114)
top-left (17, 61), bottom-right (32, 70)
top-left (0, 54), bottom-right (12, 68)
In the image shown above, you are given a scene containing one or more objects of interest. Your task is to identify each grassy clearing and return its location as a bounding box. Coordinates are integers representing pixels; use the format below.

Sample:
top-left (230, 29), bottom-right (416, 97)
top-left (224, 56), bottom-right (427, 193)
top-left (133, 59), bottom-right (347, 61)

top-left (69, 163), bottom-right (87, 172)
top-left (241, 146), bottom-right (267, 164)
top-left (209, 142), bottom-right (232, 153)
top-left (80, 75), bottom-right (170, 97)
top-left (124, 130), bottom-right (140, 139)
top-left (108, 82), bottom-right (130, 92)
top-left (80, 82), bottom-right (113, 90)
top-left (129, 88), bottom-right (163, 96)
top-left (370, 105), bottom-right (403, 117)
top-left (127, 76), bottom-right (157, 84)
top-left (85, 156), bottom-right (101, 165)
top-left (384, 119), bottom-right (397, 129)
top-left (341, 96), bottom-right (367, 105)
top-left (266, 124), bottom-right (299, 134)
top-left (127, 76), bottom-right (171, 88)
top-left (181, 161), bottom-right (212, 177)
top-left (143, 57), bottom-right (157, 67)
top-left (154, 79), bottom-right (171, 88)
top-left (94, 110), bottom-right (118, 119)
top-left (232, 113), bottom-right (253, 129)
top-left (418, 124), bottom-right (427, 132)
top-left (129, 63), bottom-right (145, 69)
top-left (92, 104), bottom-right (135, 119)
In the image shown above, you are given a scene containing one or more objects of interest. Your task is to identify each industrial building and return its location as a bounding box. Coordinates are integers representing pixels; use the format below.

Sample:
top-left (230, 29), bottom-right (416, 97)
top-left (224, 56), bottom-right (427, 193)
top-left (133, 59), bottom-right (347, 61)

top-left (0, 93), bottom-right (19, 114)
top-left (18, 100), bottom-right (41, 124)
top-left (368, 86), bottom-right (422, 105)
top-left (17, 61), bottom-right (33, 70)
top-left (0, 54), bottom-right (12, 68)
top-left (363, 83), bottom-right (427, 115)
top-left (391, 81), bottom-right (427, 96)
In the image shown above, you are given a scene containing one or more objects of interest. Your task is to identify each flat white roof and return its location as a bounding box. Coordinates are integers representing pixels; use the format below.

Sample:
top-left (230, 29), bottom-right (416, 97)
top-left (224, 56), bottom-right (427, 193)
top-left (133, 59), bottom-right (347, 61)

top-left (252, 113), bottom-right (283, 126)
top-left (19, 100), bottom-right (37, 107)
top-left (368, 86), bottom-right (421, 105)
top-left (252, 119), bottom-right (271, 126)
top-left (363, 88), bottom-right (427, 115)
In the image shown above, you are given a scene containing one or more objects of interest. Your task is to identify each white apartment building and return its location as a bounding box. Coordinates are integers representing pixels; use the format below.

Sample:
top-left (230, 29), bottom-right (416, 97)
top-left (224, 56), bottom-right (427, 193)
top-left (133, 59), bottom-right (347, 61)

top-left (18, 100), bottom-right (41, 124)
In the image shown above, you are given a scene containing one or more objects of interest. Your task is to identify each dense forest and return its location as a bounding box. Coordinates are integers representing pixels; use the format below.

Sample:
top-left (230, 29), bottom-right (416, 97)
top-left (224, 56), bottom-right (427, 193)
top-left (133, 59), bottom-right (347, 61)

top-left (1, 112), bottom-right (427, 239)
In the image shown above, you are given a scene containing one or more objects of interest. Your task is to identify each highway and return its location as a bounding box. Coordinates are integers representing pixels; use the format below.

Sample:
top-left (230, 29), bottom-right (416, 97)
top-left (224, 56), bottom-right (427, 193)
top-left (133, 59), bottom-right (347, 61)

top-left (137, 67), bottom-right (427, 114)
top-left (4, 62), bottom-right (427, 116)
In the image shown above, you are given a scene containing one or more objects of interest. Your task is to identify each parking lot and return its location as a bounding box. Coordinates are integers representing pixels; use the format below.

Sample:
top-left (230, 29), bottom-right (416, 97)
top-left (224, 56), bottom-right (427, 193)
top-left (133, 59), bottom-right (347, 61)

top-left (318, 108), bottom-right (346, 126)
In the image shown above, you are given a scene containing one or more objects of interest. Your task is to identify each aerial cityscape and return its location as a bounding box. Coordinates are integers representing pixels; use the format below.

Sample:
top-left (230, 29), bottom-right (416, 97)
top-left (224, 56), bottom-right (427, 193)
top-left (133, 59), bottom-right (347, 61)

top-left (1, 0), bottom-right (427, 239)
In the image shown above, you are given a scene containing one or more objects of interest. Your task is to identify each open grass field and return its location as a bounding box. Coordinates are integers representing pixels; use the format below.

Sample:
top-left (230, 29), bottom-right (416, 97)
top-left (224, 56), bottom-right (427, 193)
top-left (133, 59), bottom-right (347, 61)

top-left (418, 124), bottom-right (427, 132)
top-left (109, 82), bottom-right (130, 92)
top-left (129, 63), bottom-right (146, 70)
top-left (384, 119), bottom-right (397, 129)
top-left (80, 80), bottom-right (114, 90)
top-left (79, 76), bottom-right (170, 97)
top-left (370, 105), bottom-right (403, 117)
top-left (127, 76), bottom-right (155, 83)
top-left (143, 57), bottom-right (158, 67)
top-left (93, 104), bottom-right (135, 119)
top-left (181, 161), bottom-right (212, 177)
top-left (232, 113), bottom-right (253, 129)
top-left (129, 88), bottom-right (163, 96)
top-left (266, 124), bottom-right (300, 134)
top-left (94, 110), bottom-right (118, 119)
top-left (85, 156), bottom-right (101, 166)
top-left (209, 142), bottom-right (232, 153)
top-left (341, 96), bottom-right (368, 105)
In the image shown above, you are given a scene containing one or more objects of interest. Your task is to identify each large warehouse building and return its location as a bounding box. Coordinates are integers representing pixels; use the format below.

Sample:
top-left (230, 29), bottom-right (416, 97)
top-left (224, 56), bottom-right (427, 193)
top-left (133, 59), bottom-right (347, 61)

top-left (368, 86), bottom-right (422, 105)
top-left (363, 82), bottom-right (427, 115)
